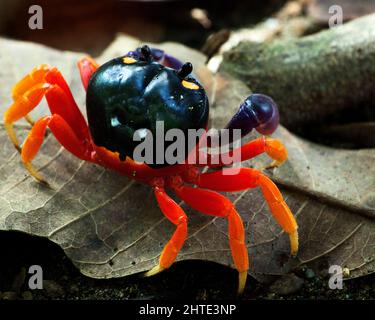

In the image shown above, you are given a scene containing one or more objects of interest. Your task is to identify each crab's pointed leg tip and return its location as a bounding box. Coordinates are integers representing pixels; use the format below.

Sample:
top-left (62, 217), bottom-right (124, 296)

top-left (264, 160), bottom-right (284, 170)
top-left (39, 178), bottom-right (52, 189)
top-left (289, 231), bottom-right (299, 257)
top-left (237, 271), bottom-right (247, 296)
top-left (23, 162), bottom-right (52, 189)
top-left (144, 265), bottom-right (166, 277)
top-left (33, 175), bottom-right (53, 189)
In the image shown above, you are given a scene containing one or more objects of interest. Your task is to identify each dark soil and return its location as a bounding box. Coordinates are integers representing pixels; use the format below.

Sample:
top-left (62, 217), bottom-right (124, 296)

top-left (0, 231), bottom-right (373, 300)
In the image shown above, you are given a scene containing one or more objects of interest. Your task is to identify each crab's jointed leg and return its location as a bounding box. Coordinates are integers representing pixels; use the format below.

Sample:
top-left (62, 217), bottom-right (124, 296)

top-left (44, 68), bottom-right (89, 141)
top-left (196, 168), bottom-right (298, 256)
top-left (172, 183), bottom-right (249, 295)
top-left (21, 114), bottom-right (92, 184)
top-left (5, 82), bottom-right (51, 151)
top-left (196, 136), bottom-right (288, 169)
top-left (3, 65), bottom-right (92, 184)
top-left (11, 64), bottom-right (50, 101)
top-left (77, 56), bottom-right (99, 90)
top-left (145, 184), bottom-right (188, 277)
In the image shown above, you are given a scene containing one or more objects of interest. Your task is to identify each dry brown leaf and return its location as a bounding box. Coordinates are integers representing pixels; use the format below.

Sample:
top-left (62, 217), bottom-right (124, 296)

top-left (0, 35), bottom-right (374, 282)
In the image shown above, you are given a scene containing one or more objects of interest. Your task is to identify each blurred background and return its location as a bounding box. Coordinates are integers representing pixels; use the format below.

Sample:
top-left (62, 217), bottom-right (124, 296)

top-left (1, 0), bottom-right (374, 68)
top-left (0, 0), bottom-right (288, 55)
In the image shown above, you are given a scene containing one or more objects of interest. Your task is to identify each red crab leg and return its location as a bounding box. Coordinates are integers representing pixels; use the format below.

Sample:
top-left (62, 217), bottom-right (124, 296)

top-left (77, 56), bottom-right (99, 90)
top-left (172, 183), bottom-right (248, 295)
top-left (21, 114), bottom-right (91, 184)
top-left (44, 68), bottom-right (89, 141)
top-left (4, 65), bottom-right (93, 184)
top-left (4, 66), bottom-right (90, 150)
top-left (195, 168), bottom-right (298, 256)
top-left (12, 64), bottom-right (50, 101)
top-left (145, 185), bottom-right (188, 277)
top-left (4, 82), bottom-right (51, 151)
top-left (196, 136), bottom-right (287, 168)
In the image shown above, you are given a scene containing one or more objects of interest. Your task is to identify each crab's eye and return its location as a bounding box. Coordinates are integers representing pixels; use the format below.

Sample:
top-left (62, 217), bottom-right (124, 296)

top-left (182, 80), bottom-right (199, 90)
top-left (140, 45), bottom-right (152, 61)
top-left (178, 62), bottom-right (193, 78)
top-left (123, 57), bottom-right (137, 64)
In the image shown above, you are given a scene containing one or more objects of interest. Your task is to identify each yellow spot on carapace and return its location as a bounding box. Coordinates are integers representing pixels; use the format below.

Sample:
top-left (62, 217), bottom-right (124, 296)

top-left (123, 57), bottom-right (137, 64)
top-left (182, 80), bottom-right (199, 90)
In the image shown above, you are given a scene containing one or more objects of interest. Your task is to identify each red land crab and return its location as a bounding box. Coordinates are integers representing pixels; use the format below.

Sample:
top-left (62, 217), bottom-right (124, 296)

top-left (3, 45), bottom-right (298, 294)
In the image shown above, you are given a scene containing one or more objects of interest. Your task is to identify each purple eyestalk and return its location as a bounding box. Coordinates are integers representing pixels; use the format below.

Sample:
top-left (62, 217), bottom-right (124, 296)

top-left (162, 53), bottom-right (184, 70)
top-left (225, 94), bottom-right (280, 138)
top-left (147, 47), bottom-right (165, 61)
